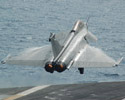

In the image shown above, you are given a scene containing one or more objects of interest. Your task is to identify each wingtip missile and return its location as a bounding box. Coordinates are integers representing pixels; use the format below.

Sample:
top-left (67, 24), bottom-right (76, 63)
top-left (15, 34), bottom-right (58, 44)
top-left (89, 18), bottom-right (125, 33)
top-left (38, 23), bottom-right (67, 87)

top-left (1, 54), bottom-right (11, 64)
top-left (1, 60), bottom-right (6, 64)
top-left (114, 57), bottom-right (123, 67)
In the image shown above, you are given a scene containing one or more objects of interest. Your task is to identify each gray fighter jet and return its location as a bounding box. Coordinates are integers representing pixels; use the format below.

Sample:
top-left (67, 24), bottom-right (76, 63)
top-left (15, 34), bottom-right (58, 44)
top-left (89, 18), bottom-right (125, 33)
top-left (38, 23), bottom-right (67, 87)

top-left (1, 20), bottom-right (123, 74)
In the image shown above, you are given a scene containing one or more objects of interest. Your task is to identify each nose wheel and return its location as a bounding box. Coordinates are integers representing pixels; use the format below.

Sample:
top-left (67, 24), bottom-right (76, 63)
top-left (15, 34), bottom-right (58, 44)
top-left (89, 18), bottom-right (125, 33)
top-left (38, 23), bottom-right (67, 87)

top-left (78, 68), bottom-right (84, 74)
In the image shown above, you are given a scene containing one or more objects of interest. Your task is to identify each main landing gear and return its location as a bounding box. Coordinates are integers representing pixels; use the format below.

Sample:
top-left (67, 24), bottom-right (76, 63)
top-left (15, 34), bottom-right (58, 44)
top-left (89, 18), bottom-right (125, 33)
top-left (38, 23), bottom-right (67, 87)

top-left (78, 68), bottom-right (84, 74)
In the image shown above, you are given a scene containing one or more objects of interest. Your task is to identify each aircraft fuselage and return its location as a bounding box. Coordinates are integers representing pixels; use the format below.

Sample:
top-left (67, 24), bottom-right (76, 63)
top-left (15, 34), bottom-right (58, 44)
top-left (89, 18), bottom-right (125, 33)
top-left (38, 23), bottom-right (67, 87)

top-left (45, 21), bottom-right (87, 73)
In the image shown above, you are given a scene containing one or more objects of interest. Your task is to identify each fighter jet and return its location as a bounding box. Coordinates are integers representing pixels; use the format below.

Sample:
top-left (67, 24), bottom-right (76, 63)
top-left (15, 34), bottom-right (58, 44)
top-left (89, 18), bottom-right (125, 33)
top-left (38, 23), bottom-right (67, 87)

top-left (1, 20), bottom-right (123, 74)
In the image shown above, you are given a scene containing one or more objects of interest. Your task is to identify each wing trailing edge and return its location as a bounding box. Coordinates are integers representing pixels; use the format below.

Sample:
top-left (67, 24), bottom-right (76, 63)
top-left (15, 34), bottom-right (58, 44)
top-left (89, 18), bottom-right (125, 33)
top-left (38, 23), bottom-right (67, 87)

top-left (72, 45), bottom-right (121, 68)
top-left (1, 45), bottom-right (53, 67)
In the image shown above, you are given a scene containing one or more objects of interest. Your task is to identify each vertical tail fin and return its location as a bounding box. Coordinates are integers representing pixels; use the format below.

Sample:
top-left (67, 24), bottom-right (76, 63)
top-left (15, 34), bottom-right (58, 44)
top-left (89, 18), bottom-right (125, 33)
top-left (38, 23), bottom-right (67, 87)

top-left (49, 33), bottom-right (62, 58)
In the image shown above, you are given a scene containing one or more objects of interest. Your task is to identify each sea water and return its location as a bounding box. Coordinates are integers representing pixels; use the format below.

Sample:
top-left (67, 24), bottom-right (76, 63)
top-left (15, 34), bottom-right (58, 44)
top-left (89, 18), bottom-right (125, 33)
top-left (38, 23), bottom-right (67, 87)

top-left (0, 0), bottom-right (125, 88)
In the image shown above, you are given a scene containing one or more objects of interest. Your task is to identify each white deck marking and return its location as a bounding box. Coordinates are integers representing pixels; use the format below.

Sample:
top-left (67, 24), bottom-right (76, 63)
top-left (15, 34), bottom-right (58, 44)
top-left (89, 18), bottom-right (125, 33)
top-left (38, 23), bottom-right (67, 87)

top-left (4, 85), bottom-right (50, 100)
top-left (122, 98), bottom-right (125, 100)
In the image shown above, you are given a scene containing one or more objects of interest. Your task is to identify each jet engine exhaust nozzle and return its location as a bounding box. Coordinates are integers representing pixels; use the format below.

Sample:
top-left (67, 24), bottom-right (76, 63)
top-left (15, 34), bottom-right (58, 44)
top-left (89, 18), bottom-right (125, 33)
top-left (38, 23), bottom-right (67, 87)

top-left (54, 62), bottom-right (67, 72)
top-left (44, 61), bottom-right (54, 73)
top-left (44, 61), bottom-right (67, 73)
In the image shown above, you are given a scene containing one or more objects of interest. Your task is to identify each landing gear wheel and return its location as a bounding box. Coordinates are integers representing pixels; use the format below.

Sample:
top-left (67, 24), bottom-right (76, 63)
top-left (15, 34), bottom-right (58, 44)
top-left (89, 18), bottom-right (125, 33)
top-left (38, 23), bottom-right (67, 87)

top-left (78, 68), bottom-right (84, 74)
